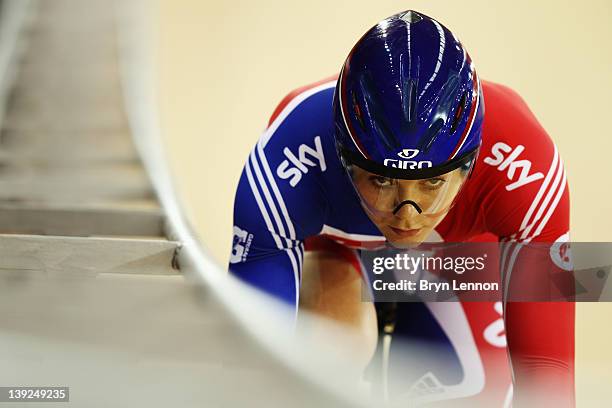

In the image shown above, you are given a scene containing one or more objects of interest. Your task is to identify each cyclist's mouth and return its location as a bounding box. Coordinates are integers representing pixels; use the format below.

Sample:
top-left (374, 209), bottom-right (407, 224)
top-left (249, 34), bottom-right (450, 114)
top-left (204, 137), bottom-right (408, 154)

top-left (388, 226), bottom-right (422, 238)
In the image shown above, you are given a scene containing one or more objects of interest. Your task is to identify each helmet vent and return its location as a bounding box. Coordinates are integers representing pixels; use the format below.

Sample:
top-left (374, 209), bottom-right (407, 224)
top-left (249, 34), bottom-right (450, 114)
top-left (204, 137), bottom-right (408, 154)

top-left (360, 71), bottom-right (400, 150)
top-left (400, 10), bottom-right (423, 24)
top-left (351, 91), bottom-right (366, 130)
top-left (402, 78), bottom-right (418, 128)
top-left (450, 92), bottom-right (467, 134)
top-left (421, 118), bottom-right (445, 153)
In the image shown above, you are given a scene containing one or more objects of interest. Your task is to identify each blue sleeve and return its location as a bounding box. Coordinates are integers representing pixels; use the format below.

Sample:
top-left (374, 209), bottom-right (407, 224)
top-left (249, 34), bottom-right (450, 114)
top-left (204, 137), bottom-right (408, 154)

top-left (228, 91), bottom-right (332, 307)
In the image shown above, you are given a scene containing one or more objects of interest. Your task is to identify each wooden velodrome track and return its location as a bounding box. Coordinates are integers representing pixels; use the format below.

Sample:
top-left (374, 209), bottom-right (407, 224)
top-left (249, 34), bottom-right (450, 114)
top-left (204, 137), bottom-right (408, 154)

top-left (0, 0), bottom-right (610, 406)
top-left (157, 1), bottom-right (612, 406)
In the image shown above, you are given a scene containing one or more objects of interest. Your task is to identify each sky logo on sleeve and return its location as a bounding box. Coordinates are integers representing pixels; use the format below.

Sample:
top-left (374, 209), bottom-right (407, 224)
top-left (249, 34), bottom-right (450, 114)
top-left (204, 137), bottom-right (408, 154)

top-left (484, 142), bottom-right (544, 191)
top-left (276, 136), bottom-right (327, 187)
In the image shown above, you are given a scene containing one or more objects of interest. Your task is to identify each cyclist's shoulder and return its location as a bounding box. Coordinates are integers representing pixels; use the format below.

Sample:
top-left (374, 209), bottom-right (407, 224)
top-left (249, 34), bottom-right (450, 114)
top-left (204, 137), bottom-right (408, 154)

top-left (248, 75), bottom-right (345, 209)
top-left (467, 82), bottom-right (568, 239)
top-left (267, 74), bottom-right (338, 129)
top-left (481, 80), bottom-right (531, 114)
top-left (480, 80), bottom-right (556, 163)
top-left (481, 80), bottom-right (551, 141)
top-left (257, 75), bottom-right (340, 185)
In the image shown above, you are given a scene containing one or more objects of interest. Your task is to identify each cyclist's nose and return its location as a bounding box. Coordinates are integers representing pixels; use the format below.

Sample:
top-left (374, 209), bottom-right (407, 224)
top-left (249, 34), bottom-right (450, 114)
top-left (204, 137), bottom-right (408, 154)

top-left (393, 183), bottom-right (423, 219)
top-left (393, 200), bottom-right (421, 219)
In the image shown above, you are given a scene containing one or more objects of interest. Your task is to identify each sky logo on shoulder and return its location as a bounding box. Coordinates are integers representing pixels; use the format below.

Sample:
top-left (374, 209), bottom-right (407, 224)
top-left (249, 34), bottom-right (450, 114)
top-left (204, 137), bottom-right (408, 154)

top-left (276, 136), bottom-right (326, 187)
top-left (384, 149), bottom-right (433, 169)
top-left (484, 142), bottom-right (544, 191)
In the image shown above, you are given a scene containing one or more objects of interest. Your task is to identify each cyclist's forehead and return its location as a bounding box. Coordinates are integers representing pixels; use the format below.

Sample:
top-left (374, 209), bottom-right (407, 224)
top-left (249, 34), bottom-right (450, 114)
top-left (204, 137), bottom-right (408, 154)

top-left (352, 164), bottom-right (465, 181)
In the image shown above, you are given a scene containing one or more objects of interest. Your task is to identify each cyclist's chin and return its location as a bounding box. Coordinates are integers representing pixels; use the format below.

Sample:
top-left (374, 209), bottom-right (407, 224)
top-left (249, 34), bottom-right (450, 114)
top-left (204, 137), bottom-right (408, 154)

top-left (381, 225), bottom-right (431, 248)
top-left (363, 208), bottom-right (442, 247)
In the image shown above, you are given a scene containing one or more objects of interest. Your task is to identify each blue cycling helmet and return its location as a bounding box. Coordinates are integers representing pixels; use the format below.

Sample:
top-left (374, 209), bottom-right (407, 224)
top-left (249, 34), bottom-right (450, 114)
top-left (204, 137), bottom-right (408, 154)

top-left (333, 10), bottom-right (484, 181)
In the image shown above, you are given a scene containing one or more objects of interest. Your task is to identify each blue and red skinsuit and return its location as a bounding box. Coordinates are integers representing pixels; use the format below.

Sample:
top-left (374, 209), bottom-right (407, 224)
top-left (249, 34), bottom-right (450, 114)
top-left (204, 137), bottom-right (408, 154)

top-left (229, 77), bottom-right (574, 406)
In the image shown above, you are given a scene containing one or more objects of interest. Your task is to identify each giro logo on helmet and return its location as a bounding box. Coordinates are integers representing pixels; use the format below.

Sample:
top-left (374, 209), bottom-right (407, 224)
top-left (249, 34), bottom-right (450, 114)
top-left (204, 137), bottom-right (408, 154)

top-left (397, 149), bottom-right (420, 160)
top-left (383, 150), bottom-right (433, 170)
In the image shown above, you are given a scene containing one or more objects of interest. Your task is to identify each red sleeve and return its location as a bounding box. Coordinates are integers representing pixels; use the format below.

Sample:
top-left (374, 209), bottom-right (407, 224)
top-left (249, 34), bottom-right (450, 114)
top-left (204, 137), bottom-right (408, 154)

top-left (502, 219), bottom-right (575, 407)
top-left (479, 82), bottom-right (575, 407)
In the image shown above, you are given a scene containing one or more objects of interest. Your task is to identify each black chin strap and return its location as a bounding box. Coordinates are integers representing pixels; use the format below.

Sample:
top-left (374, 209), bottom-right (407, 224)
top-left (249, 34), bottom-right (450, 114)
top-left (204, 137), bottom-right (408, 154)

top-left (393, 200), bottom-right (423, 215)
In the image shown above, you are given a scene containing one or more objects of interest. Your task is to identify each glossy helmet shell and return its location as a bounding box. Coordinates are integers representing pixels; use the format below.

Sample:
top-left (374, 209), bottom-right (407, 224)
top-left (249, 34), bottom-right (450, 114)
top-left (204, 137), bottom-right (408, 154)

top-left (333, 10), bottom-right (484, 179)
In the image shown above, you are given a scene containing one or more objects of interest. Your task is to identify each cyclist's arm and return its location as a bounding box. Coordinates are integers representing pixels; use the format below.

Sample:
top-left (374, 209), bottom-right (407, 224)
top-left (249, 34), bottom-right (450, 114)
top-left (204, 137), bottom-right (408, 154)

top-left (497, 180), bottom-right (574, 407)
top-left (228, 86), bottom-right (331, 308)
top-left (482, 83), bottom-right (575, 407)
top-left (229, 162), bottom-right (307, 307)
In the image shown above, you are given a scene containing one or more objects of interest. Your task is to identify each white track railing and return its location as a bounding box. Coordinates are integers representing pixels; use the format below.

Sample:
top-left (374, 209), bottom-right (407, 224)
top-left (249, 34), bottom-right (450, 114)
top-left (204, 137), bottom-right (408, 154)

top-left (0, 0), bottom-right (34, 127)
top-left (113, 1), bottom-right (372, 406)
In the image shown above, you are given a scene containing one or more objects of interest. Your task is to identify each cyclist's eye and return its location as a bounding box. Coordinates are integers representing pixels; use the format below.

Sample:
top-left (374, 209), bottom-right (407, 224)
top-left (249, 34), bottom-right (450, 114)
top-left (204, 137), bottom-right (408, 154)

top-left (423, 178), bottom-right (446, 188)
top-left (370, 176), bottom-right (393, 187)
